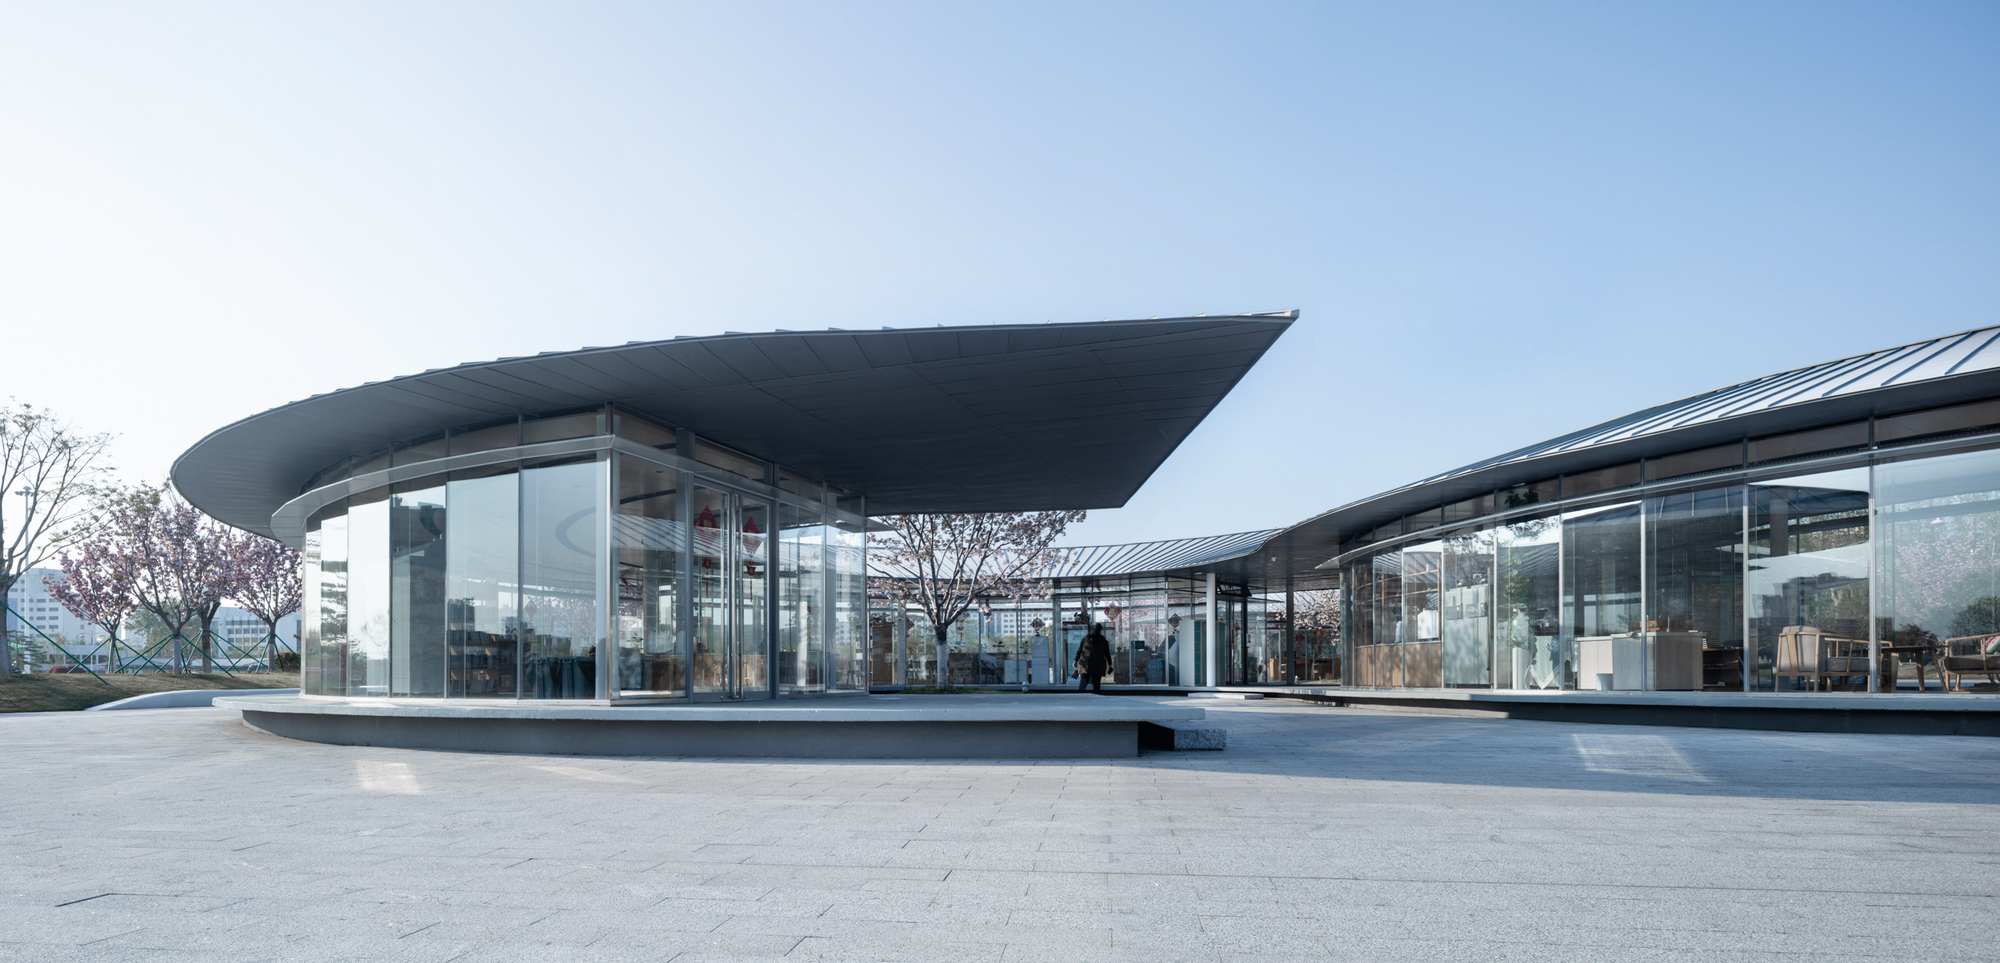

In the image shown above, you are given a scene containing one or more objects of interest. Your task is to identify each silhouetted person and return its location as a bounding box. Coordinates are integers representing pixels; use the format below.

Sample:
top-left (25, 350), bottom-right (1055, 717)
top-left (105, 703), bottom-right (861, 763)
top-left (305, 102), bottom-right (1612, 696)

top-left (1075, 623), bottom-right (1111, 694)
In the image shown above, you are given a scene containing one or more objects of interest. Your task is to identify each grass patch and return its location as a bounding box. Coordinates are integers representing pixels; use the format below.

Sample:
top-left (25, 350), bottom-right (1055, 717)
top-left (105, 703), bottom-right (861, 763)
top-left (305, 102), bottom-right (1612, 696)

top-left (0, 671), bottom-right (300, 714)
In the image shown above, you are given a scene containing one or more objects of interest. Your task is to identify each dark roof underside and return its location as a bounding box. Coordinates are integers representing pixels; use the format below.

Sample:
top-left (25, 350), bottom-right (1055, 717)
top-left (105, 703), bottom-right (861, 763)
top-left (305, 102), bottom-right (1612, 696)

top-left (173, 315), bottom-right (1294, 538)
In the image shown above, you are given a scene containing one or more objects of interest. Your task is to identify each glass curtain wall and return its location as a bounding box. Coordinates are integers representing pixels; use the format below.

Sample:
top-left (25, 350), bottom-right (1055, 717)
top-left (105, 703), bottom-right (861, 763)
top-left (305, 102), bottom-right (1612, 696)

top-left (1877, 448), bottom-right (2000, 692)
top-left (347, 494), bottom-right (390, 696)
top-left (864, 576), bottom-right (1216, 689)
top-left (521, 458), bottom-right (606, 700)
top-left (390, 484), bottom-right (448, 697)
top-left (1748, 468), bottom-right (1871, 692)
top-left (295, 422), bottom-right (861, 702)
top-left (615, 454), bottom-right (682, 697)
top-left (304, 504), bottom-right (347, 695)
top-left (1333, 456), bottom-right (1977, 696)
top-left (1400, 543), bottom-right (1443, 687)
top-left (1564, 502), bottom-right (1641, 691)
top-left (1644, 486), bottom-right (1745, 692)
top-left (831, 516), bottom-right (869, 691)
top-left (777, 503), bottom-right (825, 695)
top-left (1442, 531), bottom-right (1494, 687)
top-left (1494, 514), bottom-right (1561, 689)
top-left (446, 469), bottom-right (518, 698)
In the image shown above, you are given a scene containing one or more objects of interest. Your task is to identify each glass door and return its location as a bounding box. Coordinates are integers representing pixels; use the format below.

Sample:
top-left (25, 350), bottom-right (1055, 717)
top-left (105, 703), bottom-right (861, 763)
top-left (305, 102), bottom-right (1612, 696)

top-left (691, 486), bottom-right (772, 701)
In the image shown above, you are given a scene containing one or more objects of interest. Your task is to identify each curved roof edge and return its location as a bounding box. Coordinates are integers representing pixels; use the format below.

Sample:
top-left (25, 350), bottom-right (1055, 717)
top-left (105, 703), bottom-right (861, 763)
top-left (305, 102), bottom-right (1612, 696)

top-left (1270, 323), bottom-right (2000, 576)
top-left (1048, 528), bottom-right (1284, 579)
top-left (174, 313), bottom-right (1297, 538)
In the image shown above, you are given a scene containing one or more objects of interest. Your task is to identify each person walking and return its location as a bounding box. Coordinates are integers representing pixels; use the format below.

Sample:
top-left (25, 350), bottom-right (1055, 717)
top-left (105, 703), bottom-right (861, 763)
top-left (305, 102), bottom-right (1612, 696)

top-left (1074, 623), bottom-right (1111, 694)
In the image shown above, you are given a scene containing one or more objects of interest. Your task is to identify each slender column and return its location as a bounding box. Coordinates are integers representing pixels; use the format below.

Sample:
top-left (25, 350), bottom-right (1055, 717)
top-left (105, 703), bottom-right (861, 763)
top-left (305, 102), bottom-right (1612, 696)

top-left (600, 453), bottom-right (617, 701)
top-left (1205, 572), bottom-right (1218, 688)
top-left (1285, 586), bottom-right (1295, 685)
top-left (1867, 473), bottom-right (1880, 694)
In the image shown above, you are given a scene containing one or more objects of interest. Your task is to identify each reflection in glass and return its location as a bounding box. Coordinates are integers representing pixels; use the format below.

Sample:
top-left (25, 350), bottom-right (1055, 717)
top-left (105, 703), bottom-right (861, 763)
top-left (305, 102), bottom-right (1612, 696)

top-left (447, 471), bottom-right (518, 698)
top-left (1441, 531), bottom-right (1494, 687)
top-left (1495, 516), bottom-right (1560, 689)
top-left (390, 484), bottom-right (447, 697)
top-left (1366, 551), bottom-right (1402, 685)
top-left (830, 520), bottom-right (868, 690)
top-left (1748, 469), bottom-right (1871, 691)
top-left (521, 459), bottom-right (605, 699)
top-left (777, 502), bottom-right (825, 695)
top-left (1877, 448), bottom-right (2000, 692)
top-left (346, 495), bottom-right (390, 696)
top-left (1341, 559), bottom-right (1369, 686)
top-left (738, 498), bottom-right (770, 697)
top-left (690, 487), bottom-right (771, 699)
top-left (302, 520), bottom-right (320, 693)
top-left (615, 455), bottom-right (683, 697)
top-left (1400, 542), bottom-right (1442, 687)
top-left (305, 505), bottom-right (348, 696)
top-left (1645, 486), bottom-right (1745, 691)
top-left (1565, 502), bottom-right (1641, 690)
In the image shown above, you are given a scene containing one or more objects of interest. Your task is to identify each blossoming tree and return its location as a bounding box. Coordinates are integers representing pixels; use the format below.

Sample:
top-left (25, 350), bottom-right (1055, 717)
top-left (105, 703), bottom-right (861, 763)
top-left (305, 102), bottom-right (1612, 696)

top-left (868, 510), bottom-right (1083, 687)
top-left (231, 535), bottom-right (302, 669)
top-left (46, 537), bottom-right (137, 672)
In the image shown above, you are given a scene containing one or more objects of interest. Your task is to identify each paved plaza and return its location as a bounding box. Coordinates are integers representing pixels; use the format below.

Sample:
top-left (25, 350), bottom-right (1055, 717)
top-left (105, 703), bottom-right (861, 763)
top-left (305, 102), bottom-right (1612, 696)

top-left (2, 700), bottom-right (1995, 962)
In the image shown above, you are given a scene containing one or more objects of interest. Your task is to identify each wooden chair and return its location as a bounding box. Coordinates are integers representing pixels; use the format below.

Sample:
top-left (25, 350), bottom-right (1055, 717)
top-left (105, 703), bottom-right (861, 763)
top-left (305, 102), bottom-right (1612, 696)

top-left (1775, 626), bottom-right (1870, 691)
top-left (1940, 635), bottom-right (2000, 692)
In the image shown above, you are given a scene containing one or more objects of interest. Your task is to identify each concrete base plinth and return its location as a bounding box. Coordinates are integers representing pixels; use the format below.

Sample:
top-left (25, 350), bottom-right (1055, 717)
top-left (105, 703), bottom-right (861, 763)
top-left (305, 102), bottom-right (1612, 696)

top-left (217, 693), bottom-right (1211, 758)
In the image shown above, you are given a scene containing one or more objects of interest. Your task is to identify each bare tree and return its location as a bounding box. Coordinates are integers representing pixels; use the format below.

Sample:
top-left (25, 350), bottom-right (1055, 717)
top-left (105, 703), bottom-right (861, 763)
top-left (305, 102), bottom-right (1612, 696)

top-left (0, 402), bottom-right (114, 679)
top-left (869, 510), bottom-right (1084, 687)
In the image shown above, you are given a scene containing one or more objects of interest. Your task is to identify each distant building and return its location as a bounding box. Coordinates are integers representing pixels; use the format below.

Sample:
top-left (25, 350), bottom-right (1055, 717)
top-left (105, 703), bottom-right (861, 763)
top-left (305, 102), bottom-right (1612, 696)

top-left (5, 567), bottom-right (299, 672)
top-left (5, 568), bottom-right (105, 668)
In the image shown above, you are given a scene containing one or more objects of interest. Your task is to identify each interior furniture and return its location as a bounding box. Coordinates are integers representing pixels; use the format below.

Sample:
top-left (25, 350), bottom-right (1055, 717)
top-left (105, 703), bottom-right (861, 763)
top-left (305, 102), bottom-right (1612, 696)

top-left (1701, 643), bottom-right (1744, 691)
top-left (1940, 635), bottom-right (2000, 692)
top-left (1578, 632), bottom-right (1702, 690)
top-left (1578, 635), bottom-right (1641, 690)
top-left (1774, 626), bottom-right (1870, 691)
top-left (1878, 642), bottom-right (1943, 692)
top-left (1647, 632), bottom-right (1704, 690)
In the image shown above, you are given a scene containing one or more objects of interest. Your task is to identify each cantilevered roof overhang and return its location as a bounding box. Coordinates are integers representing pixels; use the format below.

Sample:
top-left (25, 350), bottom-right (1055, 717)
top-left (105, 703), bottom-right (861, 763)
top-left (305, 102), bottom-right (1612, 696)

top-left (173, 314), bottom-right (1296, 539)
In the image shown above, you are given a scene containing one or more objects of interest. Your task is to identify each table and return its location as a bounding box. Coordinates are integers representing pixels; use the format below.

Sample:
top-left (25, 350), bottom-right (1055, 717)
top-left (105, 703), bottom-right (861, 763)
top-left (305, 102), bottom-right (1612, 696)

top-left (1877, 643), bottom-right (1943, 693)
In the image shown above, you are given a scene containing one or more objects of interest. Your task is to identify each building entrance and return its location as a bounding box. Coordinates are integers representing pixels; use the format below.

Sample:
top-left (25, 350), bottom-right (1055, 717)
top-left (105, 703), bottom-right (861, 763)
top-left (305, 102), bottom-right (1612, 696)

top-left (692, 486), bottom-right (771, 701)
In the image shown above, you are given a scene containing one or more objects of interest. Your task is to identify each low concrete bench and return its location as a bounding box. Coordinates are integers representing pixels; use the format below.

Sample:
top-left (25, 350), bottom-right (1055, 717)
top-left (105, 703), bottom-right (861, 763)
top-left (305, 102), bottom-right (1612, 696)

top-left (1139, 720), bottom-right (1226, 751)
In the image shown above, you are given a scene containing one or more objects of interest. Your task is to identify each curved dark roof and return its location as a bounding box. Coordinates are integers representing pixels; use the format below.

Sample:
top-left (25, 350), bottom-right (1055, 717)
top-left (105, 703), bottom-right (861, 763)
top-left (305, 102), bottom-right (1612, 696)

top-left (173, 314), bottom-right (1295, 538)
top-left (1265, 324), bottom-right (2000, 577)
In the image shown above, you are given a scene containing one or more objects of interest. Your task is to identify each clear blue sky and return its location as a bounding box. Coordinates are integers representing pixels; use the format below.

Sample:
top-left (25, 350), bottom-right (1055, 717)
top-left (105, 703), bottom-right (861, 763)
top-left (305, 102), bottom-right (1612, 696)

top-left (3, 1), bottom-right (1995, 546)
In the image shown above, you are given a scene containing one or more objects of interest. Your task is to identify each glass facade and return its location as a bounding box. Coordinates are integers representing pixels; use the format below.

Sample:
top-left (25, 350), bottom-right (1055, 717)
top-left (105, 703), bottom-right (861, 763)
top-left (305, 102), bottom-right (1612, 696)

top-left (1336, 427), bottom-right (2000, 696)
top-left (299, 407), bottom-right (866, 702)
top-left (868, 575), bottom-right (1307, 689)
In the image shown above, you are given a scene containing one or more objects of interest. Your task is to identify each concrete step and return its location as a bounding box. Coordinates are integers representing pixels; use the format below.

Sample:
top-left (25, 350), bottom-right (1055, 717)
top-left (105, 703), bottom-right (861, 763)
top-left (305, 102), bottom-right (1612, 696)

top-left (1139, 720), bottom-right (1226, 751)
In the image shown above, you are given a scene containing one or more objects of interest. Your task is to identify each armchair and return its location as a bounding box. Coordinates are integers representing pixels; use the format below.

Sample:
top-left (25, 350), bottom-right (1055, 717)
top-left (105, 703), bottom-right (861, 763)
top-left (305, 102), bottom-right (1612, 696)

top-left (1774, 626), bottom-right (1870, 692)
top-left (1940, 635), bottom-right (2000, 693)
